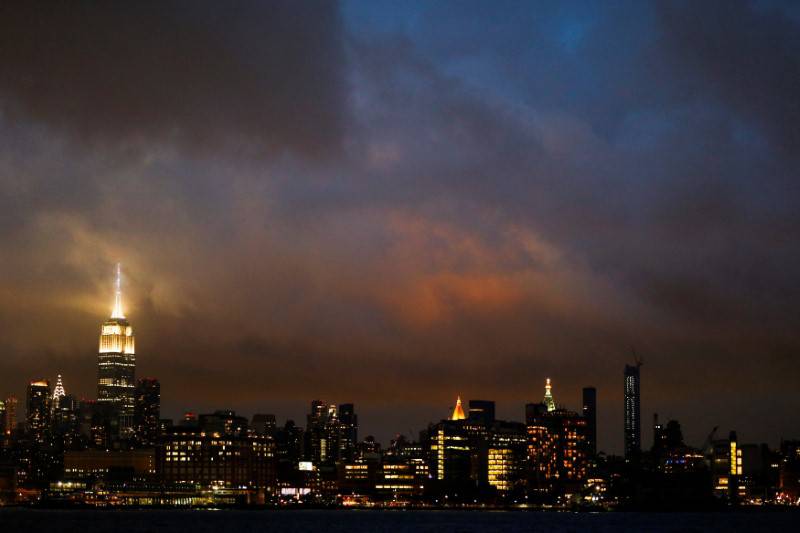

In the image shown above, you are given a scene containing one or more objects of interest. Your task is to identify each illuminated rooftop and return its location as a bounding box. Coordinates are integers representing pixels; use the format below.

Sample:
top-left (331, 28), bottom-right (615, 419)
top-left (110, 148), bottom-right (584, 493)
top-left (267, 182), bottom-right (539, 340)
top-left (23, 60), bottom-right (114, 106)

top-left (451, 395), bottom-right (466, 421)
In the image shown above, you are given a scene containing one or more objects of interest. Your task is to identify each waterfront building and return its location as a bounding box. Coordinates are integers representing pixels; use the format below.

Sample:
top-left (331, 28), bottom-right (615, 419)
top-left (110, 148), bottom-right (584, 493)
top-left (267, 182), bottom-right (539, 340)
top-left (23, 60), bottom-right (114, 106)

top-left (158, 412), bottom-right (276, 492)
top-left (525, 403), bottom-right (589, 493)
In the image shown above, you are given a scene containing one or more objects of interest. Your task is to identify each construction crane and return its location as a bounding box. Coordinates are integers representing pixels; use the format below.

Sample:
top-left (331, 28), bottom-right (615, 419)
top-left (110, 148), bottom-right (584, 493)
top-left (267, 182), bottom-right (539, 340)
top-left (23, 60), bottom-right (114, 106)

top-left (701, 426), bottom-right (719, 455)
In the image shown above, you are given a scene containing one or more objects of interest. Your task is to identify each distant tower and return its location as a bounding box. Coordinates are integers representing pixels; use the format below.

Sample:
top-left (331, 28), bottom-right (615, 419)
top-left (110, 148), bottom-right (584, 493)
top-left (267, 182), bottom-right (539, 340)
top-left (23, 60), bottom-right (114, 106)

top-left (582, 387), bottom-right (597, 455)
top-left (134, 378), bottom-right (160, 447)
top-left (338, 403), bottom-right (358, 462)
top-left (3, 396), bottom-right (17, 438)
top-left (98, 264), bottom-right (136, 436)
top-left (52, 374), bottom-right (66, 410)
top-left (543, 378), bottom-right (556, 412)
top-left (26, 379), bottom-right (51, 445)
top-left (624, 362), bottom-right (642, 459)
top-left (451, 396), bottom-right (466, 421)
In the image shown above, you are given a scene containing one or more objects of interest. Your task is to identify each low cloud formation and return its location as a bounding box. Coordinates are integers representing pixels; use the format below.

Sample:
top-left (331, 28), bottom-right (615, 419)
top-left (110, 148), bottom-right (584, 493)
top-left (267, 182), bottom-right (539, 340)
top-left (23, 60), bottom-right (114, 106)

top-left (0, 1), bottom-right (345, 157)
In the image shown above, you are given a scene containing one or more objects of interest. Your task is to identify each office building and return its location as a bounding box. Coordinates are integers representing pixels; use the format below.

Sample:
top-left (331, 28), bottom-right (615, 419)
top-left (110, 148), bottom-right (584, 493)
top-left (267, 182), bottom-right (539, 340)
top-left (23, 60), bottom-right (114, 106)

top-left (468, 400), bottom-right (495, 425)
top-left (582, 387), bottom-right (597, 456)
top-left (97, 264), bottom-right (136, 435)
top-left (26, 379), bottom-right (51, 445)
top-left (134, 378), bottom-right (161, 447)
top-left (624, 363), bottom-right (641, 459)
top-left (338, 403), bottom-right (358, 462)
top-left (526, 403), bottom-right (589, 493)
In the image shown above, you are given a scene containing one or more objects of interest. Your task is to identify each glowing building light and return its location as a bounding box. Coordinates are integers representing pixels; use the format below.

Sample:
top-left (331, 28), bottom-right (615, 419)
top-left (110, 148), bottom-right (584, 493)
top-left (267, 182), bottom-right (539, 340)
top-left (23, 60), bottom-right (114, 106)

top-left (111, 262), bottom-right (124, 319)
top-left (97, 263), bottom-right (136, 436)
top-left (52, 374), bottom-right (66, 407)
top-left (544, 378), bottom-right (556, 412)
top-left (451, 396), bottom-right (466, 421)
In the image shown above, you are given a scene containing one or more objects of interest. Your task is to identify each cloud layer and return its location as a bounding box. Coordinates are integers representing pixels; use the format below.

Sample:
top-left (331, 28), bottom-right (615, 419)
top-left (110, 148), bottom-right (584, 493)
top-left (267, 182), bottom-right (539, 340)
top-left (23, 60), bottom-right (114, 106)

top-left (1, 0), bottom-right (799, 452)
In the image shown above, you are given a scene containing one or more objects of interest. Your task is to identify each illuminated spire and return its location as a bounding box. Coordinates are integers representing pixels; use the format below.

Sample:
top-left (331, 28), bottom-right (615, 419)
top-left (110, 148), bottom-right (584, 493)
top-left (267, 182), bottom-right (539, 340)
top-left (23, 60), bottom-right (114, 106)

top-left (111, 263), bottom-right (124, 319)
top-left (451, 395), bottom-right (466, 421)
top-left (53, 374), bottom-right (66, 407)
top-left (544, 378), bottom-right (555, 412)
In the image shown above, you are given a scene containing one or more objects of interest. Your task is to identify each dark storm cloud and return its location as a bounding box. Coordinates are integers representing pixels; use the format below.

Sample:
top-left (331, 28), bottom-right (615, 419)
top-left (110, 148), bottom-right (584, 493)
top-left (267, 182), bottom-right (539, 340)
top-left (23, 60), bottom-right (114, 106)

top-left (1, 0), bottom-right (799, 452)
top-left (0, 1), bottom-right (346, 157)
top-left (656, 0), bottom-right (800, 157)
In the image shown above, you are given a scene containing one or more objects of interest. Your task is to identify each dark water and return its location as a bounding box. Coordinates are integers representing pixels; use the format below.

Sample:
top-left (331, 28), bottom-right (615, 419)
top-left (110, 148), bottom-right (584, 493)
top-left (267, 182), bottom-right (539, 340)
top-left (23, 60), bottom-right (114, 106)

top-left (0, 509), bottom-right (796, 532)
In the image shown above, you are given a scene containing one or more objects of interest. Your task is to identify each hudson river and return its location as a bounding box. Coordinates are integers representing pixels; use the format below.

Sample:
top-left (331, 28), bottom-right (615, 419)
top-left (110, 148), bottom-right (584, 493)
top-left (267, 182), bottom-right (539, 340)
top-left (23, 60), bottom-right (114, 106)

top-left (1, 509), bottom-right (796, 532)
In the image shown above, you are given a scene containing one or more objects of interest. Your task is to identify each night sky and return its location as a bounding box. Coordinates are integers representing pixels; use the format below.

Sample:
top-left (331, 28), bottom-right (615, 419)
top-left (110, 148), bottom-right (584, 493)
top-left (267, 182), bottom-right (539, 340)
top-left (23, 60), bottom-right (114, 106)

top-left (1, 0), bottom-right (799, 454)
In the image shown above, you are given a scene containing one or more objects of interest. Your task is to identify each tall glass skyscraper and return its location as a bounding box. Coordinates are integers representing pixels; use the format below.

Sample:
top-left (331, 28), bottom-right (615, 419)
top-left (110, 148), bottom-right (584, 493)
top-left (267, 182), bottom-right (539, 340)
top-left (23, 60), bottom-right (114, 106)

top-left (624, 364), bottom-right (641, 459)
top-left (97, 264), bottom-right (136, 435)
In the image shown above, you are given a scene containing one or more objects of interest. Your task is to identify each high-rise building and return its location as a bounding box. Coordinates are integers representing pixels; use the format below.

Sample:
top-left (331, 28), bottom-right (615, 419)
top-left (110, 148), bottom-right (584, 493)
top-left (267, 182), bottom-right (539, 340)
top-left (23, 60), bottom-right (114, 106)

top-left (486, 421), bottom-right (527, 495)
top-left (134, 378), bottom-right (160, 447)
top-left (306, 400), bottom-right (338, 464)
top-left (338, 404), bottom-right (358, 462)
top-left (525, 403), bottom-right (589, 492)
top-left (582, 387), bottom-right (597, 456)
top-left (26, 379), bottom-right (51, 445)
top-left (4, 396), bottom-right (18, 441)
top-left (97, 264), bottom-right (136, 435)
top-left (624, 363), bottom-right (641, 459)
top-left (0, 399), bottom-right (5, 440)
top-left (251, 414), bottom-right (277, 436)
top-left (543, 379), bottom-right (556, 412)
top-left (52, 374), bottom-right (66, 411)
top-left (468, 400), bottom-right (495, 425)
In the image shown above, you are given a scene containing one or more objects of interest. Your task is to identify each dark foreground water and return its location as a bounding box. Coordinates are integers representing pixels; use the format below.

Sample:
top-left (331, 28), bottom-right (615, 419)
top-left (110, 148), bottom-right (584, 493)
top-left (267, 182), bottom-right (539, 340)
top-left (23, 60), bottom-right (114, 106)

top-left (0, 509), bottom-right (797, 532)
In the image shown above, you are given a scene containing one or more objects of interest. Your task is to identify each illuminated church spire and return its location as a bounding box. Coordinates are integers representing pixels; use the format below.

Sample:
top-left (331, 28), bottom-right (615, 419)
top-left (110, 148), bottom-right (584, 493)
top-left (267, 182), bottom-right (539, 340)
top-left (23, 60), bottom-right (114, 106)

top-left (544, 378), bottom-right (555, 412)
top-left (111, 263), bottom-right (124, 319)
top-left (451, 395), bottom-right (466, 421)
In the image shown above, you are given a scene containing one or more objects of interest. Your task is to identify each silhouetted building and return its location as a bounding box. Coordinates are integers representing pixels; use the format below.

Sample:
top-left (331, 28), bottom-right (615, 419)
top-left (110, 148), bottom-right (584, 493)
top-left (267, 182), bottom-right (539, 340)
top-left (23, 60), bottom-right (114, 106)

top-left (26, 379), bottom-right (51, 446)
top-left (468, 400), bottom-right (495, 426)
top-left (251, 414), bottom-right (276, 436)
top-left (306, 400), bottom-right (336, 464)
top-left (64, 449), bottom-right (156, 479)
top-left (198, 410), bottom-right (249, 436)
top-left (624, 364), bottom-right (641, 459)
top-left (711, 430), bottom-right (744, 501)
top-left (134, 378), bottom-right (160, 447)
top-left (582, 387), bottom-right (597, 456)
top-left (779, 440), bottom-right (800, 502)
top-left (338, 404), bottom-right (358, 462)
top-left (2, 396), bottom-right (17, 444)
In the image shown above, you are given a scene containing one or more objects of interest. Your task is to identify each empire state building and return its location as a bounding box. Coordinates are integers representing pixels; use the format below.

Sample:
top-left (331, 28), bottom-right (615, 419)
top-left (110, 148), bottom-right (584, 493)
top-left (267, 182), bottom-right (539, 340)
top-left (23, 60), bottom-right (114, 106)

top-left (97, 264), bottom-right (136, 432)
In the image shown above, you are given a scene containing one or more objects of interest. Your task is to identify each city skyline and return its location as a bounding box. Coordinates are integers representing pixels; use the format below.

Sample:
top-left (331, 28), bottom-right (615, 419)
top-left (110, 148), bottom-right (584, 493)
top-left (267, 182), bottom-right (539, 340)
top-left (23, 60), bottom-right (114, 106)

top-left (2, 0), bottom-right (800, 459)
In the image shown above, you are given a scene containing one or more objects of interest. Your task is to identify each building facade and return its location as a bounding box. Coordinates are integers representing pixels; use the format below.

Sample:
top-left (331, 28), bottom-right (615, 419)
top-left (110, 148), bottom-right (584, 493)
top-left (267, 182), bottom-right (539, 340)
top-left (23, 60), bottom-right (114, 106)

top-left (134, 378), bottom-right (161, 447)
top-left (97, 264), bottom-right (136, 435)
top-left (624, 364), bottom-right (641, 459)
